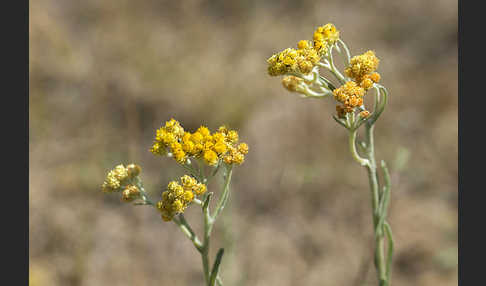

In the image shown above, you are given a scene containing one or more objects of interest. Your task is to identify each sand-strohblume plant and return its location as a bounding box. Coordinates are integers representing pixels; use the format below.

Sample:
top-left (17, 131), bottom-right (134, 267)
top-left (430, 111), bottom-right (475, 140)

top-left (267, 23), bottom-right (394, 286)
top-left (101, 118), bottom-right (249, 286)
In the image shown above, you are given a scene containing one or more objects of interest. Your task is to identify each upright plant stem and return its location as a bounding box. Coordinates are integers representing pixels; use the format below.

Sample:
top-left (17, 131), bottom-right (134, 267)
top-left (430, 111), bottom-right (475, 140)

top-left (363, 123), bottom-right (388, 286)
top-left (349, 122), bottom-right (391, 286)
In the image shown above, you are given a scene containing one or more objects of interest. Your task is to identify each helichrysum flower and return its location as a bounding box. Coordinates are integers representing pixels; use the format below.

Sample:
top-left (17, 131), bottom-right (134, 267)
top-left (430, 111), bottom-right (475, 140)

top-left (313, 23), bottom-right (340, 56)
top-left (121, 185), bottom-right (141, 202)
top-left (157, 175), bottom-right (207, 221)
top-left (267, 46), bottom-right (321, 76)
top-left (333, 81), bottom-right (367, 115)
top-left (101, 163), bottom-right (142, 193)
top-left (282, 75), bottom-right (305, 93)
top-left (101, 164), bottom-right (129, 192)
top-left (151, 119), bottom-right (249, 167)
top-left (344, 50), bottom-right (380, 82)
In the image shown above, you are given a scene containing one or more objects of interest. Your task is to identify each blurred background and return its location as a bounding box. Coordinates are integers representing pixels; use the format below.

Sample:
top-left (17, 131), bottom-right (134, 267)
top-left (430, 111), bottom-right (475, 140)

top-left (29, 0), bottom-right (457, 285)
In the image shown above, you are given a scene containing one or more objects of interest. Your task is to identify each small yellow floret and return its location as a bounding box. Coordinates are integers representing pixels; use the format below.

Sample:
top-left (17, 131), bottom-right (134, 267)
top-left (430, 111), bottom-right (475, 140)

top-left (345, 50), bottom-right (380, 81)
top-left (121, 185), bottom-right (141, 202)
top-left (203, 150), bottom-right (218, 166)
top-left (313, 23), bottom-right (340, 55)
top-left (157, 175), bottom-right (207, 221)
top-left (237, 143), bottom-right (249, 155)
top-left (282, 75), bottom-right (304, 93)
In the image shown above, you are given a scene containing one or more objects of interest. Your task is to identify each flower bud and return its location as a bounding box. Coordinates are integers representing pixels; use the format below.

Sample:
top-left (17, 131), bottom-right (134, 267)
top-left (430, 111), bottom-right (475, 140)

top-left (127, 164), bottom-right (142, 178)
top-left (121, 185), bottom-right (141, 202)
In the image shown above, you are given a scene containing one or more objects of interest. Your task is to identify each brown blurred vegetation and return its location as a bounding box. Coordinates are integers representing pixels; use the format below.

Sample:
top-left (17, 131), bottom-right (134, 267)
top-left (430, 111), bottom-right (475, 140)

top-left (29, 0), bottom-right (457, 285)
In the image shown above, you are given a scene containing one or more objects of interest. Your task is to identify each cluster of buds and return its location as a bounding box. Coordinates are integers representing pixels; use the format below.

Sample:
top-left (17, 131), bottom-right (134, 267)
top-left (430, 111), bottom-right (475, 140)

top-left (267, 23), bottom-right (383, 121)
top-left (150, 119), bottom-right (249, 166)
top-left (101, 163), bottom-right (142, 202)
top-left (157, 175), bottom-right (207, 221)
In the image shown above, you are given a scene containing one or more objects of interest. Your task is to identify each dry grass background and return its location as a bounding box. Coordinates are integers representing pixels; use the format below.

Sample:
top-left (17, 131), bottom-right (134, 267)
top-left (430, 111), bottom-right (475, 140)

top-left (29, 0), bottom-right (457, 285)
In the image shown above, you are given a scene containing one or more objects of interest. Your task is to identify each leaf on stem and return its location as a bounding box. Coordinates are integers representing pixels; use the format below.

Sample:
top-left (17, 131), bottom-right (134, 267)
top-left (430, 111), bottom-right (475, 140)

top-left (209, 248), bottom-right (225, 286)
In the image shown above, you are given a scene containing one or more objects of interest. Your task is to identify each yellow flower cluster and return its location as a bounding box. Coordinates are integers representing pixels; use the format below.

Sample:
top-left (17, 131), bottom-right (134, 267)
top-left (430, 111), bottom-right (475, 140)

top-left (150, 119), bottom-right (249, 166)
top-left (333, 51), bottom-right (382, 117)
top-left (313, 23), bottom-right (340, 56)
top-left (121, 185), bottom-right (141, 202)
top-left (333, 81), bottom-right (366, 117)
top-left (101, 163), bottom-right (141, 193)
top-left (267, 44), bottom-right (320, 76)
top-left (267, 23), bottom-right (340, 77)
top-left (344, 50), bottom-right (381, 89)
top-left (157, 175), bottom-right (207, 221)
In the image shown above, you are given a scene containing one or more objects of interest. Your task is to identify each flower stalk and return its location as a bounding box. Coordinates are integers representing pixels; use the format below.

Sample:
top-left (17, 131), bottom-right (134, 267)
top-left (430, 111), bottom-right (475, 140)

top-left (100, 120), bottom-right (248, 286)
top-left (267, 23), bottom-right (394, 285)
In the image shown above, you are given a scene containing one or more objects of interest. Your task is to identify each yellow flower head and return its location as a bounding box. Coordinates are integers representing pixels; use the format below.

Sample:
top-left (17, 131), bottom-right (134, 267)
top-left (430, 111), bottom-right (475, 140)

top-left (237, 143), bottom-right (249, 155)
top-left (313, 23), bottom-right (340, 55)
top-left (267, 46), bottom-right (320, 76)
top-left (360, 110), bottom-right (371, 118)
top-left (121, 185), bottom-right (141, 202)
top-left (282, 75), bottom-right (304, 93)
top-left (151, 118), bottom-right (185, 158)
top-left (126, 164), bottom-right (142, 178)
top-left (344, 50), bottom-right (380, 81)
top-left (156, 175), bottom-right (206, 221)
top-left (298, 40), bottom-right (310, 49)
top-left (101, 164), bottom-right (134, 192)
top-left (333, 81), bottom-right (366, 113)
top-left (267, 48), bottom-right (299, 76)
top-left (150, 120), bottom-right (248, 167)
top-left (203, 149), bottom-right (218, 166)
top-left (333, 81), bottom-right (365, 103)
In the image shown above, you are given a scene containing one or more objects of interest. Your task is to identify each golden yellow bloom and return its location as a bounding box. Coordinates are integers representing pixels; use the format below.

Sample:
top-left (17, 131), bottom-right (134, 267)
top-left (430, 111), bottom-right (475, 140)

top-left (157, 176), bottom-right (206, 221)
top-left (218, 126), bottom-right (228, 134)
top-left (282, 75), bottom-right (304, 93)
top-left (360, 110), bottom-right (370, 118)
top-left (313, 23), bottom-right (339, 55)
top-left (333, 81), bottom-right (365, 102)
top-left (232, 152), bottom-right (245, 165)
top-left (193, 183), bottom-right (207, 195)
top-left (183, 191), bottom-right (194, 202)
top-left (165, 118), bottom-right (185, 138)
top-left (181, 175), bottom-right (197, 189)
top-left (214, 141), bottom-right (227, 154)
top-left (227, 130), bottom-right (239, 144)
top-left (150, 141), bottom-right (166, 156)
top-left (121, 185), bottom-right (141, 202)
top-left (333, 81), bottom-right (366, 113)
top-left (126, 164), bottom-right (142, 178)
top-left (344, 50), bottom-right (380, 81)
top-left (297, 40), bottom-right (310, 50)
top-left (191, 132), bottom-right (204, 144)
top-left (237, 143), bottom-right (249, 155)
top-left (369, 72), bottom-right (381, 83)
top-left (222, 146), bottom-right (246, 165)
top-left (203, 149), bottom-right (218, 166)
top-left (173, 149), bottom-right (187, 164)
top-left (267, 46), bottom-right (320, 76)
top-left (360, 78), bottom-right (374, 90)
top-left (151, 118), bottom-right (185, 158)
top-left (151, 119), bottom-right (248, 167)
top-left (101, 164), bottom-right (132, 192)
top-left (197, 126), bottom-right (211, 137)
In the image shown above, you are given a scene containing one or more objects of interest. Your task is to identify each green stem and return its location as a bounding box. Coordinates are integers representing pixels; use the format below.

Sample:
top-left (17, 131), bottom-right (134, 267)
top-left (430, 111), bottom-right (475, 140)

top-left (173, 215), bottom-right (203, 252)
top-left (213, 165), bottom-right (233, 219)
top-left (349, 128), bottom-right (370, 167)
top-left (201, 193), bottom-right (213, 285)
top-left (363, 124), bottom-right (389, 286)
